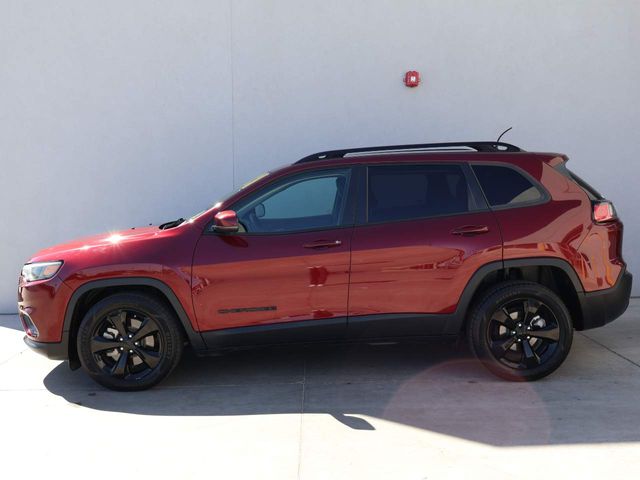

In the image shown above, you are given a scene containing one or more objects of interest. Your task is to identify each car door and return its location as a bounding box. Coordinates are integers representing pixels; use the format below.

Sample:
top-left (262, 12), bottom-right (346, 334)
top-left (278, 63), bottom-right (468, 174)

top-left (192, 167), bottom-right (355, 347)
top-left (347, 162), bottom-right (502, 338)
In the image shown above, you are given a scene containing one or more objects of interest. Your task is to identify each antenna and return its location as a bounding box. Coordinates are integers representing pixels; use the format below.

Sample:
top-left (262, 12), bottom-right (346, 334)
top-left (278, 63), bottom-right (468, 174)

top-left (497, 127), bottom-right (513, 143)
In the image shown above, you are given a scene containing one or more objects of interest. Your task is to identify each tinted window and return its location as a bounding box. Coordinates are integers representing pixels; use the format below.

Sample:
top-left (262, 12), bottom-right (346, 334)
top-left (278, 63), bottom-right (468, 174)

top-left (234, 169), bottom-right (351, 233)
top-left (473, 165), bottom-right (543, 207)
top-left (367, 164), bottom-right (470, 223)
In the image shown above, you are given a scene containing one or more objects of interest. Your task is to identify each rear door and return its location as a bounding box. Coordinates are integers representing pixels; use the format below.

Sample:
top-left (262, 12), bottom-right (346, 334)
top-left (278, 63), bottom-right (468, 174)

top-left (347, 162), bottom-right (502, 337)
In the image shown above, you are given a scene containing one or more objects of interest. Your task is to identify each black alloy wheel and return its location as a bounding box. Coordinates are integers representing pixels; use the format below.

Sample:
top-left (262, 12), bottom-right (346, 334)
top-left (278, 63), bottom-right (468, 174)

top-left (90, 308), bottom-right (164, 380)
top-left (77, 292), bottom-right (183, 391)
top-left (467, 281), bottom-right (573, 381)
top-left (486, 297), bottom-right (560, 370)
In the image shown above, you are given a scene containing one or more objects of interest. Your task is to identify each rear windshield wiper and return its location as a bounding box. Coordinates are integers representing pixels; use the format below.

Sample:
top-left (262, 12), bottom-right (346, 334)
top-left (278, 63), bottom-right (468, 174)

top-left (159, 218), bottom-right (185, 230)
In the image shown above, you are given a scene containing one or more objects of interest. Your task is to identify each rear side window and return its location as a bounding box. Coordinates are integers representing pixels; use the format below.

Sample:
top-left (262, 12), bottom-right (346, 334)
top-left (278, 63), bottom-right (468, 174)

top-left (367, 164), bottom-right (471, 223)
top-left (473, 165), bottom-right (543, 207)
top-left (554, 162), bottom-right (603, 200)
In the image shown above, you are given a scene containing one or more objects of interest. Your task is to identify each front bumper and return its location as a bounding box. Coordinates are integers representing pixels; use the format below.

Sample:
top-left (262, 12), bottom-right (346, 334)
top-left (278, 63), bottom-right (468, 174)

top-left (18, 272), bottom-right (74, 364)
top-left (578, 269), bottom-right (633, 330)
top-left (23, 335), bottom-right (68, 360)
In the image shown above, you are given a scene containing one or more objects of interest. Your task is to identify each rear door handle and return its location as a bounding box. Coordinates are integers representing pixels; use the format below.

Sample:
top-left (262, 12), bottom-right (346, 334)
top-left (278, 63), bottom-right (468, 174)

top-left (451, 225), bottom-right (490, 236)
top-left (303, 240), bottom-right (343, 249)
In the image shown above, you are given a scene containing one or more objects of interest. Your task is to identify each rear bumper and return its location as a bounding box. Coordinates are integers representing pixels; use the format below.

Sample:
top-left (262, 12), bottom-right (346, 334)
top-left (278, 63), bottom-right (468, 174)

top-left (578, 269), bottom-right (633, 330)
top-left (23, 336), bottom-right (68, 361)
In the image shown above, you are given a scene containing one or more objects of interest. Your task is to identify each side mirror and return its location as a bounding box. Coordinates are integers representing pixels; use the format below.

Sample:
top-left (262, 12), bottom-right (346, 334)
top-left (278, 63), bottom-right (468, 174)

top-left (212, 210), bottom-right (239, 234)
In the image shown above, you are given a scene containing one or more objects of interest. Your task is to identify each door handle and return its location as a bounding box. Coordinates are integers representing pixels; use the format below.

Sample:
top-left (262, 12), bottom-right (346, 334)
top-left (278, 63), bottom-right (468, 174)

top-left (303, 240), bottom-right (343, 249)
top-left (451, 225), bottom-right (490, 236)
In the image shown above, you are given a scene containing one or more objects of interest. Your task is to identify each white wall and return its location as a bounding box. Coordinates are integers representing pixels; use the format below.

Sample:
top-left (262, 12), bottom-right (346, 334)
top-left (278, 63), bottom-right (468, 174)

top-left (1, 0), bottom-right (639, 312)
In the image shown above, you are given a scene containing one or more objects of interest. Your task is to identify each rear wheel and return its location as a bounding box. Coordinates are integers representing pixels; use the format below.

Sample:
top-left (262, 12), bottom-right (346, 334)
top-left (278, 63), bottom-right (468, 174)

top-left (467, 281), bottom-right (573, 381)
top-left (77, 292), bottom-right (183, 391)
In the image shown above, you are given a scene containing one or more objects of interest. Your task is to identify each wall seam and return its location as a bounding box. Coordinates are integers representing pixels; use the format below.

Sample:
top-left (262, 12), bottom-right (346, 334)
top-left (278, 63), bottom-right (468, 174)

top-left (228, 0), bottom-right (236, 188)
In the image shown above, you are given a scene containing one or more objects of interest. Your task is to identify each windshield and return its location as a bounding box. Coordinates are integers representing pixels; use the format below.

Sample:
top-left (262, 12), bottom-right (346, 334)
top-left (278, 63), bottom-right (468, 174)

top-left (187, 171), bottom-right (271, 222)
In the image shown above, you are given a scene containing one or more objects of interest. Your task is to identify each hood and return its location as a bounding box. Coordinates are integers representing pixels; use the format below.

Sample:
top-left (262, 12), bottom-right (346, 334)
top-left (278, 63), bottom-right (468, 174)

top-left (28, 226), bottom-right (166, 263)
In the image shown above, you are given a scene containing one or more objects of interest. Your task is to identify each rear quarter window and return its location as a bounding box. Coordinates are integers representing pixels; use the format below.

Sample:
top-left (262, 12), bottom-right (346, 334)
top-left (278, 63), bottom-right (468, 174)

top-left (554, 162), bottom-right (603, 200)
top-left (472, 165), bottom-right (544, 208)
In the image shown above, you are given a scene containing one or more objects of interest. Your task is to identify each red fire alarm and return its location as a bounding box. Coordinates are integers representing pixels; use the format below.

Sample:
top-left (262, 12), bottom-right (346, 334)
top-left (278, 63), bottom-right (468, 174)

top-left (404, 70), bottom-right (421, 88)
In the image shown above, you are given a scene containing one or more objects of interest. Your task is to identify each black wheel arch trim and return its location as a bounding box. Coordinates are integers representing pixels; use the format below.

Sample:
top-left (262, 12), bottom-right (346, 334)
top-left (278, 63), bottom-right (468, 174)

top-left (443, 257), bottom-right (586, 334)
top-left (61, 278), bottom-right (207, 363)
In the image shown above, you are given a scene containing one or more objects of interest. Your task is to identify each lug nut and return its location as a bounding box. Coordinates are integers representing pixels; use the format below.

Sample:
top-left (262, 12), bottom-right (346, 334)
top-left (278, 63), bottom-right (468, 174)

top-left (128, 334), bottom-right (132, 338)
top-left (119, 337), bottom-right (123, 342)
top-left (129, 349), bottom-right (133, 353)
top-left (511, 331), bottom-right (516, 335)
top-left (527, 336), bottom-right (531, 340)
top-left (119, 347), bottom-right (124, 351)
top-left (134, 342), bottom-right (139, 346)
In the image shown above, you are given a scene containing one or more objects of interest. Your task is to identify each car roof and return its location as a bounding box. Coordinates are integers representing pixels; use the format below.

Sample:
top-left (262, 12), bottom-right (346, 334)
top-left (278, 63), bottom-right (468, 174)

top-left (287, 151), bottom-right (566, 169)
top-left (287, 141), bottom-right (566, 169)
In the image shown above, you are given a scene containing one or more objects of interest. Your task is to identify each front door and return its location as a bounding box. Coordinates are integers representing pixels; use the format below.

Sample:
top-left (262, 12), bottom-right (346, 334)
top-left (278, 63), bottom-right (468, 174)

top-left (192, 167), bottom-right (354, 347)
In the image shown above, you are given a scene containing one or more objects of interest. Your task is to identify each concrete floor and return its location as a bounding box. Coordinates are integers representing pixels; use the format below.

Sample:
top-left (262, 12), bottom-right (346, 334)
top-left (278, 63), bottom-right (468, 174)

top-left (1, 301), bottom-right (640, 479)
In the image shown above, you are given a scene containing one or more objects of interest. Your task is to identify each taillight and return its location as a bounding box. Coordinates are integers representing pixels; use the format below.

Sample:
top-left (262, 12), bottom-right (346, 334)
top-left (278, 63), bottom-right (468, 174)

top-left (593, 201), bottom-right (617, 224)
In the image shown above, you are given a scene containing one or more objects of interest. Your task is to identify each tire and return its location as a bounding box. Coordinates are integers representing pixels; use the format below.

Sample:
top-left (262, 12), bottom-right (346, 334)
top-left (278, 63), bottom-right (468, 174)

top-left (467, 281), bottom-right (573, 381)
top-left (77, 292), bottom-right (184, 391)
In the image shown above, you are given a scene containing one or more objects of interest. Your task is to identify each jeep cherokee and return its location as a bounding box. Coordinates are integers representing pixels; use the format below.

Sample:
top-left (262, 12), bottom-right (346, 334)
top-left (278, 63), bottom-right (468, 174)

top-left (18, 141), bottom-right (632, 390)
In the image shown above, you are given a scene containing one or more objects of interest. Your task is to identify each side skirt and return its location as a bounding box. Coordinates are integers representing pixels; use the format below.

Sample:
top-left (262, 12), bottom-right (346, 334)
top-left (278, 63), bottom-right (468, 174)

top-left (200, 313), bottom-right (457, 351)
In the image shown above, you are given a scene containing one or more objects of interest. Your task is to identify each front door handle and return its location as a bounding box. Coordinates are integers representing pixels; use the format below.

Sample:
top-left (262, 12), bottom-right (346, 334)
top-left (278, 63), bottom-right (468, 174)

top-left (451, 225), bottom-right (490, 236)
top-left (303, 240), bottom-right (343, 249)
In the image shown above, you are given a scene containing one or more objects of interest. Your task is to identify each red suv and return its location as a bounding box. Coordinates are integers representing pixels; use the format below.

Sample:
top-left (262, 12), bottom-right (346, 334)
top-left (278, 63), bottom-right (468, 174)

top-left (19, 141), bottom-right (632, 390)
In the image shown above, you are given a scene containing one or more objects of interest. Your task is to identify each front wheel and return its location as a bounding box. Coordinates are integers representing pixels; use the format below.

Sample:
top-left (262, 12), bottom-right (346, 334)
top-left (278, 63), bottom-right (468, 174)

top-left (467, 281), bottom-right (573, 381)
top-left (77, 292), bottom-right (184, 391)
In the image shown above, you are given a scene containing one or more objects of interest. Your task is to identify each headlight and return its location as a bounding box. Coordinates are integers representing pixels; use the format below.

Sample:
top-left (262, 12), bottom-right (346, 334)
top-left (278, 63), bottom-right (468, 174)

top-left (21, 261), bottom-right (63, 282)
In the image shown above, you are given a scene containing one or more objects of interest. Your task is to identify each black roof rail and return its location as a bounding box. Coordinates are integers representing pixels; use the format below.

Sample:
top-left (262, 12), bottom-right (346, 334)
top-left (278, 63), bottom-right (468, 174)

top-left (295, 141), bottom-right (522, 164)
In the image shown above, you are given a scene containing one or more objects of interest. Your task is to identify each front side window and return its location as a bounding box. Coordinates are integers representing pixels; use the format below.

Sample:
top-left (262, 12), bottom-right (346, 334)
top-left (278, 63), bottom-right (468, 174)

top-left (367, 164), bottom-right (471, 223)
top-left (472, 165), bottom-right (543, 207)
top-left (233, 169), bottom-right (351, 233)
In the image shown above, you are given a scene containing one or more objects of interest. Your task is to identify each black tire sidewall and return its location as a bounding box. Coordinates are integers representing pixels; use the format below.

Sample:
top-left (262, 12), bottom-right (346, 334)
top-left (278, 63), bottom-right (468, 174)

top-left (77, 292), bottom-right (183, 391)
top-left (467, 282), bottom-right (573, 381)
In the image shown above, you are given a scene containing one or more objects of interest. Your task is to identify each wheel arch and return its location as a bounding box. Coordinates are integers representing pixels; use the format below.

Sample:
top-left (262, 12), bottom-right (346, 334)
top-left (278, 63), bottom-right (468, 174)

top-left (446, 258), bottom-right (586, 334)
top-left (63, 278), bottom-right (206, 369)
